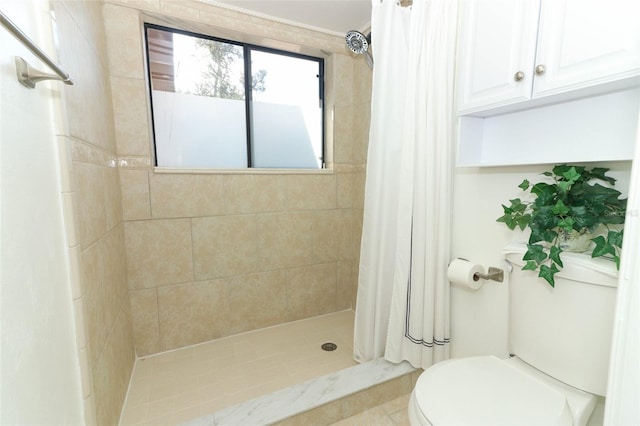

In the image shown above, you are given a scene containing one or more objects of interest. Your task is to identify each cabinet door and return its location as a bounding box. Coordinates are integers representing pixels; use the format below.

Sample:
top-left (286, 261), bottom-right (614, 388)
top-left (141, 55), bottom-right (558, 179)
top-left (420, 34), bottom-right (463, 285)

top-left (534, 0), bottom-right (640, 97)
top-left (456, 0), bottom-right (540, 114)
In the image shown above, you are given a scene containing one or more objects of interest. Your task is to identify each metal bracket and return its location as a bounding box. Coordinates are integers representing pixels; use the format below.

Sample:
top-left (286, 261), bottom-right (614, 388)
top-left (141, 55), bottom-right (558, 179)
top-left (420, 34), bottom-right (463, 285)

top-left (473, 267), bottom-right (504, 283)
top-left (15, 57), bottom-right (72, 89)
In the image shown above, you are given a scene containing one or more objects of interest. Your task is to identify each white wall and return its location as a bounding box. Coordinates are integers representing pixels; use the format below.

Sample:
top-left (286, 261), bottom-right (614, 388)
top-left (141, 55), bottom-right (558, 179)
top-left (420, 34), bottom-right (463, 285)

top-left (450, 162), bottom-right (632, 358)
top-left (0, 0), bottom-right (84, 423)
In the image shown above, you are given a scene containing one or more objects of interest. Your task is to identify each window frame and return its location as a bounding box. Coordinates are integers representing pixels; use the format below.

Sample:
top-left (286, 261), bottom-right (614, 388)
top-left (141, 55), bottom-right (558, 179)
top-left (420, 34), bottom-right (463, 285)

top-left (143, 23), bottom-right (326, 170)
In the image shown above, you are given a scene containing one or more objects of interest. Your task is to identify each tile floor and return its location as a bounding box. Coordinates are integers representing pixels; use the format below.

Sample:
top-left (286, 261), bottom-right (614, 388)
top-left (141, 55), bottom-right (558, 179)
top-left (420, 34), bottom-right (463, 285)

top-left (119, 310), bottom-right (358, 425)
top-left (330, 394), bottom-right (411, 426)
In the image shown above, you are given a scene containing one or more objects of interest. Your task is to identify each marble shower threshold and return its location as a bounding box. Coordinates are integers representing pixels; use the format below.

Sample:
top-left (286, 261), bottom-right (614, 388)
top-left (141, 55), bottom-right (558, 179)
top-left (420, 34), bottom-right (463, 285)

top-left (182, 358), bottom-right (417, 426)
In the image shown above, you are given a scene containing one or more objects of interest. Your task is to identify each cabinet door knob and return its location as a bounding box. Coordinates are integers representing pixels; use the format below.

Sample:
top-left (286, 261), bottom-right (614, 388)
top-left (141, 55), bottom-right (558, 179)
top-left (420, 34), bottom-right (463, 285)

top-left (514, 71), bottom-right (525, 81)
top-left (535, 64), bottom-right (546, 75)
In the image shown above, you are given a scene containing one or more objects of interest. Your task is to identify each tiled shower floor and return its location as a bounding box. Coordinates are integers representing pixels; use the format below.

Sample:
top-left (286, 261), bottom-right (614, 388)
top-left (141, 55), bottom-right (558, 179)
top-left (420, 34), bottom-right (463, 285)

top-left (119, 310), bottom-right (357, 425)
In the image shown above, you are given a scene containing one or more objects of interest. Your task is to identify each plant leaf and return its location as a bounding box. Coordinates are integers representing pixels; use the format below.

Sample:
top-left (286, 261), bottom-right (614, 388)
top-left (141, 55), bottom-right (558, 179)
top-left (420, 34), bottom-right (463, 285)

top-left (516, 215), bottom-right (531, 231)
top-left (538, 263), bottom-right (560, 288)
top-left (591, 235), bottom-right (615, 258)
top-left (549, 245), bottom-right (563, 268)
top-left (562, 166), bottom-right (581, 184)
top-left (552, 199), bottom-right (570, 215)
top-left (553, 164), bottom-right (585, 180)
top-left (509, 198), bottom-right (528, 213)
top-left (523, 244), bottom-right (548, 264)
top-left (522, 260), bottom-right (538, 271)
top-left (588, 167), bottom-right (616, 185)
top-left (608, 229), bottom-right (624, 248)
top-left (557, 181), bottom-right (572, 193)
top-left (518, 179), bottom-right (530, 191)
top-left (557, 217), bottom-right (575, 233)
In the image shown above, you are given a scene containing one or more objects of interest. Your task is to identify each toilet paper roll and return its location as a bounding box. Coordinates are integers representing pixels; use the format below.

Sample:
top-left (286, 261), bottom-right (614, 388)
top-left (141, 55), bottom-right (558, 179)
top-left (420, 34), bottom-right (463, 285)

top-left (447, 258), bottom-right (484, 290)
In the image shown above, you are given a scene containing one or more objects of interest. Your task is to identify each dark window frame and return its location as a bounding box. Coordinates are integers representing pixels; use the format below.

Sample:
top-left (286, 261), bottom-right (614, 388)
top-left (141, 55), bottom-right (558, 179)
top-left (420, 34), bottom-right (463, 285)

top-left (143, 23), bottom-right (326, 169)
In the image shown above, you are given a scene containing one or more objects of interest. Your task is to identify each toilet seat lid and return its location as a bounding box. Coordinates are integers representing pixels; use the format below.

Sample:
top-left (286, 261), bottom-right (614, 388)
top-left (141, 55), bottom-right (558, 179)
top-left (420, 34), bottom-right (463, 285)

top-left (415, 355), bottom-right (573, 425)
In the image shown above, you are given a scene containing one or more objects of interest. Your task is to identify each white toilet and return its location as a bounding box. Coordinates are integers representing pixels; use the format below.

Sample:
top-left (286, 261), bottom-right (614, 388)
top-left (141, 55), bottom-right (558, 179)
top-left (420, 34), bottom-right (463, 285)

top-left (408, 243), bottom-right (618, 425)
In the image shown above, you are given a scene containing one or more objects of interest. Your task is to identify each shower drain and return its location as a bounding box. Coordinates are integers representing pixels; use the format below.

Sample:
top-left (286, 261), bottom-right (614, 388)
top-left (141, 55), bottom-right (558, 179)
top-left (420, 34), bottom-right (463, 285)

top-left (321, 342), bottom-right (337, 351)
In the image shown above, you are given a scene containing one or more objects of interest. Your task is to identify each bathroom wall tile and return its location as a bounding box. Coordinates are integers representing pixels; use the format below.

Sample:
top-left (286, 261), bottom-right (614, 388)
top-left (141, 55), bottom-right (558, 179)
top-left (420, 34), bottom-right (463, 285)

top-left (353, 209), bottom-right (364, 260)
top-left (157, 280), bottom-right (232, 351)
top-left (160, 0), bottom-right (201, 21)
top-left (296, 32), bottom-right (345, 54)
top-left (340, 375), bottom-right (413, 420)
top-left (124, 219), bottom-right (193, 289)
top-left (333, 54), bottom-right (355, 108)
top-left (110, 76), bottom-right (151, 157)
top-left (337, 260), bottom-right (358, 311)
top-left (92, 303), bottom-right (135, 426)
top-left (83, 394), bottom-right (97, 426)
top-left (129, 289), bottom-right (160, 356)
top-left (287, 262), bottom-right (337, 321)
top-left (333, 105), bottom-right (355, 165)
top-left (354, 58), bottom-right (373, 105)
top-left (312, 210), bottom-right (340, 263)
top-left (59, 0), bottom-right (110, 70)
top-left (106, 0), bottom-right (160, 12)
top-left (336, 173), bottom-right (355, 209)
top-left (70, 139), bottom-right (112, 167)
top-left (335, 209), bottom-right (358, 261)
top-left (103, 226), bottom-right (129, 324)
top-left (276, 400), bottom-right (344, 426)
top-left (79, 231), bottom-right (102, 300)
top-left (256, 212), bottom-right (314, 271)
top-left (352, 172), bottom-right (366, 209)
top-left (82, 234), bottom-right (127, 367)
top-left (84, 284), bottom-right (109, 376)
top-left (149, 174), bottom-right (225, 218)
top-left (284, 174), bottom-right (336, 211)
top-left (103, 3), bottom-right (145, 79)
top-left (119, 169), bottom-right (151, 220)
top-left (103, 165), bottom-right (123, 230)
top-left (198, 9), bottom-right (242, 31)
top-left (192, 215), bottom-right (258, 280)
top-left (75, 163), bottom-right (108, 249)
top-left (118, 155), bottom-right (151, 169)
top-left (353, 100), bottom-right (371, 166)
top-left (223, 175), bottom-right (286, 214)
top-left (56, 4), bottom-right (116, 152)
top-left (226, 271), bottom-right (289, 335)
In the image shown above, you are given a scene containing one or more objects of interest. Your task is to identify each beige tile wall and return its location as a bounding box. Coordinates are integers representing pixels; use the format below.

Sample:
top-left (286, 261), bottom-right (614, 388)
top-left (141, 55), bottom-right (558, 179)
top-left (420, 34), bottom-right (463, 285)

top-left (102, 0), bottom-right (371, 357)
top-left (52, 1), bottom-right (136, 424)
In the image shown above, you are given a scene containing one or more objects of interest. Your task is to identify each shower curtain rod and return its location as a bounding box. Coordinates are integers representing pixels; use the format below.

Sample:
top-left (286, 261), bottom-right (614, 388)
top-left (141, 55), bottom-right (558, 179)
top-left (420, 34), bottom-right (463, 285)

top-left (0, 10), bottom-right (73, 88)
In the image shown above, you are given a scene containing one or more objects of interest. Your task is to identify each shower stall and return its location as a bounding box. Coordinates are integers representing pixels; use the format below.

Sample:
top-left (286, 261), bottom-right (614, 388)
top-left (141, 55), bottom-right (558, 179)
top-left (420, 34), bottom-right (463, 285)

top-left (1, 0), bottom-right (411, 423)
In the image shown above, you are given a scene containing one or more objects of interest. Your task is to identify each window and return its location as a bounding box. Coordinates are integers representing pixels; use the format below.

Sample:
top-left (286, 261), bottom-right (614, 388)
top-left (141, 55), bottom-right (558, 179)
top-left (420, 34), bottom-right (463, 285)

top-left (144, 24), bottom-right (325, 169)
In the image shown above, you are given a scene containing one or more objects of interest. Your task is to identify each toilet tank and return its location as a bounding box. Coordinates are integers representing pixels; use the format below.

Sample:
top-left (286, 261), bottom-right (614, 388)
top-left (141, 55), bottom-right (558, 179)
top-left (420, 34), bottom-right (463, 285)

top-left (503, 243), bottom-right (618, 396)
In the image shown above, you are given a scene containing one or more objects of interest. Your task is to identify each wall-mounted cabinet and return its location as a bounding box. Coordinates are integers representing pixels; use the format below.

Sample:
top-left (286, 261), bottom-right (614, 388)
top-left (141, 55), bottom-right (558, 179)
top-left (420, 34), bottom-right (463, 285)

top-left (456, 0), bottom-right (640, 167)
top-left (457, 0), bottom-right (640, 116)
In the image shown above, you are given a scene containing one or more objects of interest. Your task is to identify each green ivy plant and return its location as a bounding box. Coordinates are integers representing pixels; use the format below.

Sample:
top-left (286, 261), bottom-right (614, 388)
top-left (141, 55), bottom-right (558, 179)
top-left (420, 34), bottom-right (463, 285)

top-left (497, 165), bottom-right (626, 287)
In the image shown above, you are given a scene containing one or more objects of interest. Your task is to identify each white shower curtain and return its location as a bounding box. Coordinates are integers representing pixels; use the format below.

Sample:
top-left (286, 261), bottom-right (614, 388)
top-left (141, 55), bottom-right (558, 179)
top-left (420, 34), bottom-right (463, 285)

top-left (354, 0), bottom-right (458, 369)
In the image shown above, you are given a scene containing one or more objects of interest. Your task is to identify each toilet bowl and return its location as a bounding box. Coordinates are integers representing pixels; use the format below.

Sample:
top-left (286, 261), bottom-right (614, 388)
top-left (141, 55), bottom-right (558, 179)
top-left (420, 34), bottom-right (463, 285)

top-left (408, 244), bottom-right (617, 426)
top-left (408, 355), bottom-right (596, 426)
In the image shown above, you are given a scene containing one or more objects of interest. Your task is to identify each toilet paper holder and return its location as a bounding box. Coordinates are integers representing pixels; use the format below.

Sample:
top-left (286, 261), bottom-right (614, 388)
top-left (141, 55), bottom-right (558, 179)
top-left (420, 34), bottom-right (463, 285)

top-left (473, 267), bottom-right (504, 283)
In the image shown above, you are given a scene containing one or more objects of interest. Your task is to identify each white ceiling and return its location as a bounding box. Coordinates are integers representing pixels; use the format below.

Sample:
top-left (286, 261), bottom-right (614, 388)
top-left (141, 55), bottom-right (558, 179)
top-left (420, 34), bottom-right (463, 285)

top-left (211, 1), bottom-right (372, 35)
